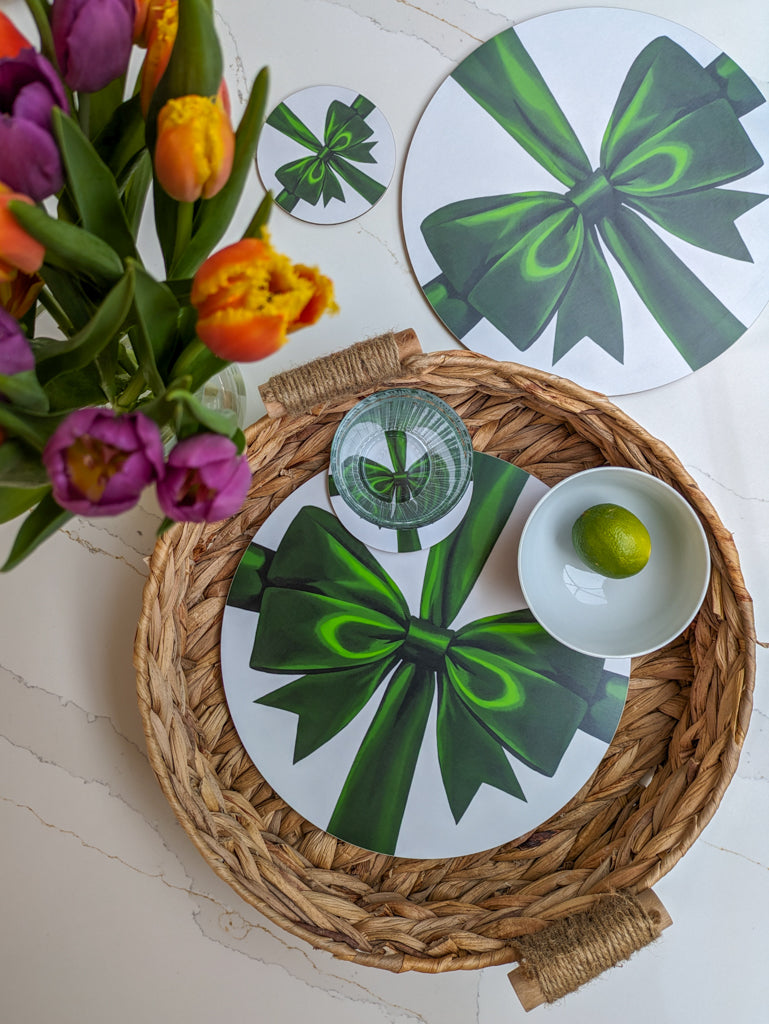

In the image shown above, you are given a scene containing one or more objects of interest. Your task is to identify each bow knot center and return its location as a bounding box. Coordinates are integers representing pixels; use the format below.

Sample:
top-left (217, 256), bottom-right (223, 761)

top-left (566, 168), bottom-right (616, 223)
top-left (401, 616), bottom-right (455, 669)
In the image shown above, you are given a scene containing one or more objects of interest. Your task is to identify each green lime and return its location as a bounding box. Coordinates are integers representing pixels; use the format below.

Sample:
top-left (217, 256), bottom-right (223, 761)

top-left (571, 503), bottom-right (651, 579)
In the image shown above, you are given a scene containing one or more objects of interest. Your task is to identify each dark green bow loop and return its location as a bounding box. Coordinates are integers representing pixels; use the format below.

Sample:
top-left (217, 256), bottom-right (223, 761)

top-left (267, 94), bottom-right (387, 211)
top-left (228, 453), bottom-right (627, 853)
top-left (421, 30), bottom-right (767, 366)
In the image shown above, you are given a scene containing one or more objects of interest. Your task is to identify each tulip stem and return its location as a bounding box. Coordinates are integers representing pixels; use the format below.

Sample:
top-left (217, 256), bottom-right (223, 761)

top-left (116, 368), bottom-right (151, 410)
top-left (77, 93), bottom-right (90, 137)
top-left (170, 202), bottom-right (194, 276)
top-left (37, 289), bottom-right (74, 336)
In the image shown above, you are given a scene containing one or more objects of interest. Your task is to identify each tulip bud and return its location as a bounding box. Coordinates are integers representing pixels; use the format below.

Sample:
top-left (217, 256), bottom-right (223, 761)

top-left (0, 306), bottom-right (34, 376)
top-left (52, 0), bottom-right (135, 92)
top-left (153, 94), bottom-right (235, 202)
top-left (0, 183), bottom-right (45, 283)
top-left (139, 0), bottom-right (178, 114)
top-left (157, 432), bottom-right (251, 522)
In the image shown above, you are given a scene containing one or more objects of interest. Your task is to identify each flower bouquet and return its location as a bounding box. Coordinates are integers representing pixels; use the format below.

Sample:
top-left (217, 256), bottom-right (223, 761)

top-left (0, 0), bottom-right (337, 571)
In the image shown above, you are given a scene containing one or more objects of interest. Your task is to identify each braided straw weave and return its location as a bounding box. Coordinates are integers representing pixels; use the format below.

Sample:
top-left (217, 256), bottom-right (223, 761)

top-left (134, 349), bottom-right (754, 973)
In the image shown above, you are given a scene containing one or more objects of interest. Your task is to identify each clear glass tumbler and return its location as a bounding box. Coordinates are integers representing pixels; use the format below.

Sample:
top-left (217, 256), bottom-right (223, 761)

top-left (330, 388), bottom-right (473, 529)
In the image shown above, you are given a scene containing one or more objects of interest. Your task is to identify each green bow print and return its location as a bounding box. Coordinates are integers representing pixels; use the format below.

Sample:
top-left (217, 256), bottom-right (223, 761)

top-left (421, 31), bottom-right (767, 366)
top-left (357, 430), bottom-right (432, 504)
top-left (267, 94), bottom-right (387, 212)
top-left (228, 454), bottom-right (628, 854)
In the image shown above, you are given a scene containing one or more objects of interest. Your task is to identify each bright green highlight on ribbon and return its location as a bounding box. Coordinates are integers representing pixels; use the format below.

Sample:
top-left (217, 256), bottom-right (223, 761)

top-left (267, 94), bottom-right (387, 211)
top-left (420, 32), bottom-right (767, 367)
top-left (228, 453), bottom-right (629, 854)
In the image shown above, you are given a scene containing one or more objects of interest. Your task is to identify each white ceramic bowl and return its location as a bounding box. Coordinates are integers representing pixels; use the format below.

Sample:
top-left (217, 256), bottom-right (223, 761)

top-left (517, 467), bottom-right (711, 659)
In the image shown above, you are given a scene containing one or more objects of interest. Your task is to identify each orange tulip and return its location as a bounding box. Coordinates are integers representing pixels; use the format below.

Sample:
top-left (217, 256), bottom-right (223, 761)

top-left (134, 0), bottom-right (175, 48)
top-left (153, 94), bottom-right (235, 202)
top-left (191, 235), bottom-right (338, 362)
top-left (138, 0), bottom-right (178, 113)
top-left (0, 183), bottom-right (45, 284)
top-left (0, 12), bottom-right (32, 58)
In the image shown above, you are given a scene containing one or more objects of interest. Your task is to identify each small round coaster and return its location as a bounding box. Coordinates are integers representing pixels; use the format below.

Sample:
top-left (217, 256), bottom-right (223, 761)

top-left (257, 85), bottom-right (396, 224)
top-left (328, 471), bottom-right (474, 552)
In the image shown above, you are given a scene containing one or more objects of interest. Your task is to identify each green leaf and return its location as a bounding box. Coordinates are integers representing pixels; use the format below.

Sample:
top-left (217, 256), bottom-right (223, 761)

top-left (1, 492), bottom-right (72, 572)
top-left (34, 269), bottom-right (135, 385)
top-left (0, 485), bottom-right (50, 525)
top-left (10, 201), bottom-right (124, 284)
top-left (242, 190), bottom-right (273, 240)
top-left (24, 0), bottom-right (57, 67)
top-left (0, 439), bottom-right (51, 488)
top-left (130, 260), bottom-right (180, 381)
top-left (85, 75), bottom-right (127, 140)
top-left (171, 67), bottom-right (270, 278)
top-left (168, 338), bottom-right (228, 394)
top-left (39, 266), bottom-right (93, 331)
top-left (0, 370), bottom-right (49, 412)
top-left (0, 404), bottom-right (63, 450)
top-left (165, 387), bottom-right (240, 439)
top-left (94, 94), bottom-right (147, 183)
top-left (123, 151), bottom-right (153, 236)
top-left (43, 362), bottom-right (107, 411)
top-left (52, 108), bottom-right (137, 260)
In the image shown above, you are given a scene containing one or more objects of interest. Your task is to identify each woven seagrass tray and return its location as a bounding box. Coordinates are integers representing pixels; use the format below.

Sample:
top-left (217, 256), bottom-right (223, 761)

top-left (134, 331), bottom-right (755, 1005)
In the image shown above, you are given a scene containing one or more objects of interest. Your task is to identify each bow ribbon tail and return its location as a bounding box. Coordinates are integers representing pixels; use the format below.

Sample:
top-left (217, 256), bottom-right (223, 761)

top-left (452, 26), bottom-right (592, 186)
top-left (255, 657), bottom-right (399, 762)
top-left (599, 205), bottom-right (746, 369)
top-left (436, 675), bottom-right (525, 823)
top-left (327, 662), bottom-right (435, 855)
top-left (421, 452), bottom-right (529, 627)
top-left (326, 153), bottom-right (387, 206)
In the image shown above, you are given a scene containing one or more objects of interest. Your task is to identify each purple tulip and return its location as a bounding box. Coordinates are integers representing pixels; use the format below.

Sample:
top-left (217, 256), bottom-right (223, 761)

top-left (157, 433), bottom-right (252, 523)
top-left (0, 49), bottom-right (68, 200)
top-left (0, 306), bottom-right (34, 376)
top-left (52, 0), bottom-right (135, 93)
top-left (43, 406), bottom-right (164, 515)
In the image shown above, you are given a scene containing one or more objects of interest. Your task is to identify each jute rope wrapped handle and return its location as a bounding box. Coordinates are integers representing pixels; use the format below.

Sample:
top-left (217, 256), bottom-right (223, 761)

top-left (260, 329), bottom-right (423, 416)
top-left (509, 889), bottom-right (672, 1009)
top-left (134, 330), bottom-right (754, 999)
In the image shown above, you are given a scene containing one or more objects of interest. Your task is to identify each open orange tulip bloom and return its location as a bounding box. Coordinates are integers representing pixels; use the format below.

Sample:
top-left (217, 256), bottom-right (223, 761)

top-left (153, 94), bottom-right (235, 202)
top-left (191, 236), bottom-right (338, 362)
top-left (0, 183), bottom-right (45, 283)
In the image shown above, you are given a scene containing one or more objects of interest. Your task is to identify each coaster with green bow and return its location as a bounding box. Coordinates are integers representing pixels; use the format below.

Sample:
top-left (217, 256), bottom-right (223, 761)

top-left (222, 452), bottom-right (630, 858)
top-left (402, 9), bottom-right (769, 395)
top-left (257, 85), bottom-right (396, 224)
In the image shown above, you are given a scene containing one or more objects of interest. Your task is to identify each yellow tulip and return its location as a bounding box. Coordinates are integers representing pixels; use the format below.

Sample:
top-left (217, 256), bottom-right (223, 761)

top-left (153, 94), bottom-right (235, 202)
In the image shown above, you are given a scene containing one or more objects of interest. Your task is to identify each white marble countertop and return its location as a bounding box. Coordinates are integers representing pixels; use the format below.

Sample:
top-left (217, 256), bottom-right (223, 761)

top-left (1, 1), bottom-right (768, 1021)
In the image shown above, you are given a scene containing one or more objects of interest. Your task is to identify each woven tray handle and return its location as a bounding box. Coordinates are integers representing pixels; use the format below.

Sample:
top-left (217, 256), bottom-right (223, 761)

top-left (259, 328), bottom-right (423, 417)
top-left (508, 890), bottom-right (672, 1010)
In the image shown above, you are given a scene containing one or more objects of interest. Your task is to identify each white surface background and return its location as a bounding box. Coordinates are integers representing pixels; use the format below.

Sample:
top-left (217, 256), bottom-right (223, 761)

top-left (1, 1), bottom-right (768, 1022)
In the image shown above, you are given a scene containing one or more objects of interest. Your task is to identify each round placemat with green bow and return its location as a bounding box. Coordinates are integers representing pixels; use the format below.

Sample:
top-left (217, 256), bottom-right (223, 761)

top-left (402, 8), bottom-right (769, 395)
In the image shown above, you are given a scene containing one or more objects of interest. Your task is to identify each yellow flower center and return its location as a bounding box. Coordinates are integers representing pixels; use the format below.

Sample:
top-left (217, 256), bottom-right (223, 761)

top-left (65, 437), bottom-right (129, 501)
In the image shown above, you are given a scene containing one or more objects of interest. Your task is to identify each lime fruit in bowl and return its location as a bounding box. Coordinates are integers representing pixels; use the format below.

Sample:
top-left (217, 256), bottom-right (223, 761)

top-left (572, 503), bottom-right (651, 579)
